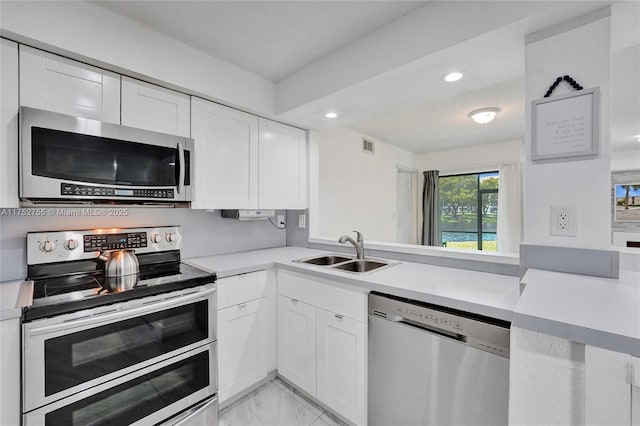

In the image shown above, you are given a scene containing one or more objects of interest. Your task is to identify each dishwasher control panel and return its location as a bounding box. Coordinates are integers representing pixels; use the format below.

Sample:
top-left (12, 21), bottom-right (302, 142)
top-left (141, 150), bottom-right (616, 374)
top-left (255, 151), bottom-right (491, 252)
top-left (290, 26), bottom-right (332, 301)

top-left (369, 292), bottom-right (511, 357)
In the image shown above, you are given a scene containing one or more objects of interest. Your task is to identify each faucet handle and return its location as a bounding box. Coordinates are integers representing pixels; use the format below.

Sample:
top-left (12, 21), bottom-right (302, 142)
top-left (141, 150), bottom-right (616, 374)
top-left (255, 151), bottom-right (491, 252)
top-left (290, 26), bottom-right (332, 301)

top-left (353, 230), bottom-right (363, 242)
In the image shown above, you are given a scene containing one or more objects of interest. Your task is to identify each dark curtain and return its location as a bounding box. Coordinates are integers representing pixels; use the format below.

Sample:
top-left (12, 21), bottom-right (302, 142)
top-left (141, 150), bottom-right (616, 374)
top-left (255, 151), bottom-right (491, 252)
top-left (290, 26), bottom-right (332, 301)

top-left (422, 170), bottom-right (440, 246)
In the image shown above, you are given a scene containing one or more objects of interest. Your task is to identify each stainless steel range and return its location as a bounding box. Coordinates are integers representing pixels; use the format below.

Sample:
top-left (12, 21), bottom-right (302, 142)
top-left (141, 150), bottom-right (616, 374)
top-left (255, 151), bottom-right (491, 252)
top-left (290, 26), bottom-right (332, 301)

top-left (20, 226), bottom-right (218, 426)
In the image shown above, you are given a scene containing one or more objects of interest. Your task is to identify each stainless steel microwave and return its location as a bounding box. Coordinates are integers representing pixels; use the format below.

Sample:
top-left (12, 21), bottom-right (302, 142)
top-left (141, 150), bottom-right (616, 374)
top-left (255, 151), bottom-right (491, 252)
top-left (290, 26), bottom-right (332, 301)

top-left (20, 107), bottom-right (193, 204)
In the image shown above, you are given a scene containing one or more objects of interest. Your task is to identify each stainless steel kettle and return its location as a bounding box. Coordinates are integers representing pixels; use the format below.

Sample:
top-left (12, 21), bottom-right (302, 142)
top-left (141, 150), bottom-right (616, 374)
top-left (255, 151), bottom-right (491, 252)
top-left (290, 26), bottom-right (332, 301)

top-left (98, 249), bottom-right (139, 292)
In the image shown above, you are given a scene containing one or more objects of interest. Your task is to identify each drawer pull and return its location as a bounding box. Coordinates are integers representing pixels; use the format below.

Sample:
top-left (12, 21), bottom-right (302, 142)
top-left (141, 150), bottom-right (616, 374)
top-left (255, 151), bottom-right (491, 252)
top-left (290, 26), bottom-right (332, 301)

top-left (238, 303), bottom-right (248, 308)
top-left (334, 313), bottom-right (344, 319)
top-left (291, 298), bottom-right (298, 303)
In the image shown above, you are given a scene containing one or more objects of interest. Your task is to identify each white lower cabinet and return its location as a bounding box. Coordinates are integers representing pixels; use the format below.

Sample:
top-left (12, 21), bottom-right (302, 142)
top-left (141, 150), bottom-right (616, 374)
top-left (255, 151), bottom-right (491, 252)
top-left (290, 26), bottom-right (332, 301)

top-left (218, 298), bottom-right (268, 404)
top-left (585, 345), bottom-right (639, 426)
top-left (316, 308), bottom-right (366, 426)
top-left (216, 271), bottom-right (274, 405)
top-left (277, 295), bottom-right (317, 396)
top-left (277, 269), bottom-right (367, 425)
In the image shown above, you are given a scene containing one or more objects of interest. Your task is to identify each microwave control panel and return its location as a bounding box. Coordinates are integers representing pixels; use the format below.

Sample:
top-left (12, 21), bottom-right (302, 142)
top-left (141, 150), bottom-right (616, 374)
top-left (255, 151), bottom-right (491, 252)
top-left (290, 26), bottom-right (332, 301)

top-left (61, 183), bottom-right (175, 199)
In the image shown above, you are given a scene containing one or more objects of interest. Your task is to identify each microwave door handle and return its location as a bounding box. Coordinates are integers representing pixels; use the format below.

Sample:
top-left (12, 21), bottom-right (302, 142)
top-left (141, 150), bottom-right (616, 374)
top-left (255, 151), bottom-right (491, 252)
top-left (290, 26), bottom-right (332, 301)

top-left (177, 142), bottom-right (185, 195)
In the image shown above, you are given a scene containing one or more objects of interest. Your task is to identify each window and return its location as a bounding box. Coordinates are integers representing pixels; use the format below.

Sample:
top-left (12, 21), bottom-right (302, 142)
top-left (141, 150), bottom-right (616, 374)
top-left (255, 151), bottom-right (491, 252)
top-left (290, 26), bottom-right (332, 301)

top-left (438, 172), bottom-right (499, 251)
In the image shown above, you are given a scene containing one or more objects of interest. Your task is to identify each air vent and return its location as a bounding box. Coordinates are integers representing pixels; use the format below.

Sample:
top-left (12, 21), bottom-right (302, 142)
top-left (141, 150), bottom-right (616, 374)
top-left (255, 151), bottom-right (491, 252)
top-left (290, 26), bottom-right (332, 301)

top-left (362, 138), bottom-right (375, 154)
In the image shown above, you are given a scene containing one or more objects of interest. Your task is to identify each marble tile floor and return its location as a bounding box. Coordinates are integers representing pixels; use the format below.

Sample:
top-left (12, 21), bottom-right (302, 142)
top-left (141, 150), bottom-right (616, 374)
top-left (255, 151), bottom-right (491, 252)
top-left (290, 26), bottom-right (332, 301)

top-left (219, 378), bottom-right (348, 426)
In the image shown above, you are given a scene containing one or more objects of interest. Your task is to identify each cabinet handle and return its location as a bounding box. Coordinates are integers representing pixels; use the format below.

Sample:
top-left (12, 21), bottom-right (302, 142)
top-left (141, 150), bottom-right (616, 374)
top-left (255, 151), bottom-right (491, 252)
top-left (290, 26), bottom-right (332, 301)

top-left (334, 313), bottom-right (344, 319)
top-left (291, 298), bottom-right (298, 303)
top-left (238, 303), bottom-right (248, 308)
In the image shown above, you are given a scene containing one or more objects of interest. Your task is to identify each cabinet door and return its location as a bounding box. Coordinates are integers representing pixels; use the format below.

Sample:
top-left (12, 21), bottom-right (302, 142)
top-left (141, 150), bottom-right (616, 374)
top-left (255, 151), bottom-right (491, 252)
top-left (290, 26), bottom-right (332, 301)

top-left (585, 345), bottom-right (631, 426)
top-left (190, 97), bottom-right (258, 209)
top-left (121, 76), bottom-right (190, 137)
top-left (19, 46), bottom-right (120, 123)
top-left (277, 295), bottom-right (316, 396)
top-left (0, 318), bottom-right (20, 426)
top-left (218, 298), bottom-right (268, 404)
top-left (258, 118), bottom-right (307, 209)
top-left (316, 308), bottom-right (366, 426)
top-left (633, 356), bottom-right (640, 426)
top-left (0, 38), bottom-right (19, 208)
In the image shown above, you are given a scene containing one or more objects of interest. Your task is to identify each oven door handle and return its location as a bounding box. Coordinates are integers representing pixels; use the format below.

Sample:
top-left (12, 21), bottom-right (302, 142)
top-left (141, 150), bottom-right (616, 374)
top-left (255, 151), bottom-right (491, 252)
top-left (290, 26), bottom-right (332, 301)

top-left (27, 286), bottom-right (216, 336)
top-left (177, 142), bottom-right (185, 195)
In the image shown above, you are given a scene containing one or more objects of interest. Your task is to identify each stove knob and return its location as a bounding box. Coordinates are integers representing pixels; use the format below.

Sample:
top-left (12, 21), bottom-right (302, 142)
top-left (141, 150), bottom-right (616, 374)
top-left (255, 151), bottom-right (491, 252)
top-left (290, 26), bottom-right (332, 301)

top-left (39, 240), bottom-right (56, 253)
top-left (64, 239), bottom-right (78, 250)
top-left (150, 233), bottom-right (162, 244)
top-left (165, 232), bottom-right (175, 242)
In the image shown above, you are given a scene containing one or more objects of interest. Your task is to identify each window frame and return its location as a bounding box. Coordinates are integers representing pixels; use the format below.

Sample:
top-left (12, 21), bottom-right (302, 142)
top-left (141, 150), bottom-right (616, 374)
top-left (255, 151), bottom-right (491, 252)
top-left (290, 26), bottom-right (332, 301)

top-left (438, 171), bottom-right (499, 251)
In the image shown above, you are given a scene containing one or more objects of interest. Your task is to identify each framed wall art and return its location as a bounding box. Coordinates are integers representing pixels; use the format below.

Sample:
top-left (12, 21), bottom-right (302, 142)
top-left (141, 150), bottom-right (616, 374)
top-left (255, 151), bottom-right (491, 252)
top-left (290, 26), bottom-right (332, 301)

top-left (531, 87), bottom-right (599, 161)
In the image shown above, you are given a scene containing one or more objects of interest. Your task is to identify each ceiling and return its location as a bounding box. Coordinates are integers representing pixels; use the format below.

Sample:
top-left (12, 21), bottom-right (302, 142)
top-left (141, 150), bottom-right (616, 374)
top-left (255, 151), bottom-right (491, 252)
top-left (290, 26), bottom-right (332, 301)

top-left (92, 1), bottom-right (637, 155)
top-left (93, 0), bottom-right (428, 82)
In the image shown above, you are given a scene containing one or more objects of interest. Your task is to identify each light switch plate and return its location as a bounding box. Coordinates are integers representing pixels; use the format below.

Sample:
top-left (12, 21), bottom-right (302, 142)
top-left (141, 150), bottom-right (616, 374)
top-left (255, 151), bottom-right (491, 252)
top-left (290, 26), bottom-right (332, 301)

top-left (550, 206), bottom-right (577, 236)
top-left (298, 214), bottom-right (306, 229)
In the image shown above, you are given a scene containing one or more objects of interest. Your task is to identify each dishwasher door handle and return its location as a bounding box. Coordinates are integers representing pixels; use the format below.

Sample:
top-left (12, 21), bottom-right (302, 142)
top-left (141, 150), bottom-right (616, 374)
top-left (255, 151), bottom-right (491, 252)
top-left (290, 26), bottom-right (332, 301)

top-left (396, 318), bottom-right (466, 342)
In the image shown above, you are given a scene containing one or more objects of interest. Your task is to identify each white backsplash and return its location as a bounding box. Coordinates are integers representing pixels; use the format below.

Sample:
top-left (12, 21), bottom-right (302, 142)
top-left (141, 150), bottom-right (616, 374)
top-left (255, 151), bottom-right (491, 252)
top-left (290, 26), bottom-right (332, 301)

top-left (0, 208), bottom-right (287, 281)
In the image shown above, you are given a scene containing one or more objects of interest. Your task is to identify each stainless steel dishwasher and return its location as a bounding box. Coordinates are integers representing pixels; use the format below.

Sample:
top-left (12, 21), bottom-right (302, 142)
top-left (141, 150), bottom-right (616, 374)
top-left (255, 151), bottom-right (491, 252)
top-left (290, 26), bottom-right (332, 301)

top-left (368, 292), bottom-right (510, 426)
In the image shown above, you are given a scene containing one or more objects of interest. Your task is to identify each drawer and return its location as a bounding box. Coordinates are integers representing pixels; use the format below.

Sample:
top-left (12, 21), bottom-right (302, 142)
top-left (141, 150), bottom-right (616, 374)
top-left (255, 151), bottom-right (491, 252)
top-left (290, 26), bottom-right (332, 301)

top-left (277, 269), bottom-right (367, 322)
top-left (217, 270), bottom-right (269, 309)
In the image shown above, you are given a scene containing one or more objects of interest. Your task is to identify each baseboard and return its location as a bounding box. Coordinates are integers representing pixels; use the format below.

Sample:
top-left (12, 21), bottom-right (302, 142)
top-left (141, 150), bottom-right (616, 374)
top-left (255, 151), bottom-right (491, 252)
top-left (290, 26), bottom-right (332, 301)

top-left (218, 370), bottom-right (277, 410)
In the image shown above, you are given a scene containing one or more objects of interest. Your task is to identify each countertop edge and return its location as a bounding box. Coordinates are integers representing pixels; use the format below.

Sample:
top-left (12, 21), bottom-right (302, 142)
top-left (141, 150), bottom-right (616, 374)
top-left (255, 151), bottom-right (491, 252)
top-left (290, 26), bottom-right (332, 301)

top-left (513, 311), bottom-right (640, 357)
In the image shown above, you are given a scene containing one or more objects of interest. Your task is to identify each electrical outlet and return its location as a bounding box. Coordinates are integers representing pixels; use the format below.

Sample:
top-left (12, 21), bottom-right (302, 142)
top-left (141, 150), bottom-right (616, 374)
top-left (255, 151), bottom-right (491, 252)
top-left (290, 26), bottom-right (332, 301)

top-left (298, 214), bottom-right (306, 229)
top-left (550, 206), bottom-right (577, 236)
top-left (277, 214), bottom-right (286, 228)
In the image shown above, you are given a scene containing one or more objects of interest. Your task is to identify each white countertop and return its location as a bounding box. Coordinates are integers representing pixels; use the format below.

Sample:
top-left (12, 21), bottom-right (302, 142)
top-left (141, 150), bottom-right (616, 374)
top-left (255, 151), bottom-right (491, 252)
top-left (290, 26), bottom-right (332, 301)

top-left (516, 267), bottom-right (640, 356)
top-left (185, 246), bottom-right (521, 321)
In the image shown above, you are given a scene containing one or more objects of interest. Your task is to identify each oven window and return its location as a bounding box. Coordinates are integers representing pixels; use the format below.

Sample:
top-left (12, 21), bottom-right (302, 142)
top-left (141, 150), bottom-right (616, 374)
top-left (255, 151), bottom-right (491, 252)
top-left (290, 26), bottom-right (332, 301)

top-left (31, 127), bottom-right (179, 186)
top-left (44, 300), bottom-right (208, 396)
top-left (45, 350), bottom-right (210, 426)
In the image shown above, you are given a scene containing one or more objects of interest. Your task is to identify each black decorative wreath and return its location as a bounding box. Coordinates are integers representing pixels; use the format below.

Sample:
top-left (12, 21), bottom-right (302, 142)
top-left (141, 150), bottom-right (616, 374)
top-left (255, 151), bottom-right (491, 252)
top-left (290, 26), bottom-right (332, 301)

top-left (544, 75), bottom-right (584, 97)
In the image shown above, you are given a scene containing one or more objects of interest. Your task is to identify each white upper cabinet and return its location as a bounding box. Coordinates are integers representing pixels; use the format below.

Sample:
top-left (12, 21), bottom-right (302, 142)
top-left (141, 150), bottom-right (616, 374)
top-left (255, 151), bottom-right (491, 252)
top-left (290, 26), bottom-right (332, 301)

top-left (258, 118), bottom-right (307, 209)
top-left (121, 76), bottom-right (190, 137)
top-left (19, 46), bottom-right (120, 123)
top-left (0, 38), bottom-right (19, 208)
top-left (190, 97), bottom-right (258, 209)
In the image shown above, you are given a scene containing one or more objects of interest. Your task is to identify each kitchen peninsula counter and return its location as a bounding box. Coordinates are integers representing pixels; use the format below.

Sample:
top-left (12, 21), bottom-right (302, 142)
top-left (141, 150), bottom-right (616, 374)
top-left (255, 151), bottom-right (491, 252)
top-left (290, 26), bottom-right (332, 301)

top-left (185, 246), bottom-right (520, 322)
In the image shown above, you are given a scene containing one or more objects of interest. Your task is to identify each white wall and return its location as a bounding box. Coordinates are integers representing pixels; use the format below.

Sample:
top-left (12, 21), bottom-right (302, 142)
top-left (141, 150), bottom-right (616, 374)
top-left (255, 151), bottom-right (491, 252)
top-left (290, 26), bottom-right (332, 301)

top-left (316, 127), bottom-right (416, 243)
top-left (524, 13), bottom-right (611, 249)
top-left (0, 1), bottom-right (275, 116)
top-left (611, 150), bottom-right (640, 172)
top-left (415, 139), bottom-right (523, 175)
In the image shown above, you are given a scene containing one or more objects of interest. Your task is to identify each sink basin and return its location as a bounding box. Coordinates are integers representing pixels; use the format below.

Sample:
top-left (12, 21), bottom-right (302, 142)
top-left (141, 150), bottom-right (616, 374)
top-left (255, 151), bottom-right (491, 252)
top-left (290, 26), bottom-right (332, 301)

top-left (299, 254), bottom-right (353, 266)
top-left (333, 260), bottom-right (389, 273)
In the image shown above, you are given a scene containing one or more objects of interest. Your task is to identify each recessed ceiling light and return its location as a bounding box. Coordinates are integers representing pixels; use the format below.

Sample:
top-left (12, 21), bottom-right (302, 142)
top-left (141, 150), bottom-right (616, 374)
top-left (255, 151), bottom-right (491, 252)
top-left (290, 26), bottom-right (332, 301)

top-left (468, 107), bottom-right (501, 125)
top-left (444, 72), bottom-right (464, 82)
top-left (325, 112), bottom-right (338, 119)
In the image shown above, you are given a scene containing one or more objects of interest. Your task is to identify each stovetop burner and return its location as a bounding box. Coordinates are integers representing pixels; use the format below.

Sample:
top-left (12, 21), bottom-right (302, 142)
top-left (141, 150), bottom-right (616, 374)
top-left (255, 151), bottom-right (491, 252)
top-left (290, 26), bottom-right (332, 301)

top-left (41, 275), bottom-right (102, 297)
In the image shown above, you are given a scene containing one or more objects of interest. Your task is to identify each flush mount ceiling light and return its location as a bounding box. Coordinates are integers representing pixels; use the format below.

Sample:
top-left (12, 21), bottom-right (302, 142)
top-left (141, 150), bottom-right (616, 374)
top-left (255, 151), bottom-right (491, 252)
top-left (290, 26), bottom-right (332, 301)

top-left (444, 72), bottom-right (464, 82)
top-left (468, 107), bottom-right (500, 125)
top-left (325, 112), bottom-right (338, 119)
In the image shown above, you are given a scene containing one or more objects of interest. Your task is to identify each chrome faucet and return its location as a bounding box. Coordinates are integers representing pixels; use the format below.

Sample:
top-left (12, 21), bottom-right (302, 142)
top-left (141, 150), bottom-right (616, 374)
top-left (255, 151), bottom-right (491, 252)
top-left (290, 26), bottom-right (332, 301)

top-left (339, 231), bottom-right (365, 259)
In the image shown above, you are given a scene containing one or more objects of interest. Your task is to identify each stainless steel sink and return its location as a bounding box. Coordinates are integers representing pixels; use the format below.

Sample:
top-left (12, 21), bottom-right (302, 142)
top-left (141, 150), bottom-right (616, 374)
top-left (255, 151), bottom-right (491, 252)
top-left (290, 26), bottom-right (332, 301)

top-left (332, 260), bottom-right (389, 273)
top-left (297, 254), bottom-right (353, 266)
top-left (295, 254), bottom-right (397, 275)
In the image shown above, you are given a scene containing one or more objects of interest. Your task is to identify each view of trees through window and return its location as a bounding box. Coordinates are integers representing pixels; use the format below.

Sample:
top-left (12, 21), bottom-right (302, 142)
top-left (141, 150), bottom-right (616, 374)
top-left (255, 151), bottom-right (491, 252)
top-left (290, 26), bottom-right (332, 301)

top-left (439, 172), bottom-right (499, 251)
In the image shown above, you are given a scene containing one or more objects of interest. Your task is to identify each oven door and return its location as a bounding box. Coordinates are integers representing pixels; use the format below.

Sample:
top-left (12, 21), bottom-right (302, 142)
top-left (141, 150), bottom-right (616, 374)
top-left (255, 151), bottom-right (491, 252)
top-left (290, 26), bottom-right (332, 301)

top-left (23, 285), bottom-right (216, 412)
top-left (20, 106), bottom-right (193, 202)
top-left (24, 343), bottom-right (217, 426)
